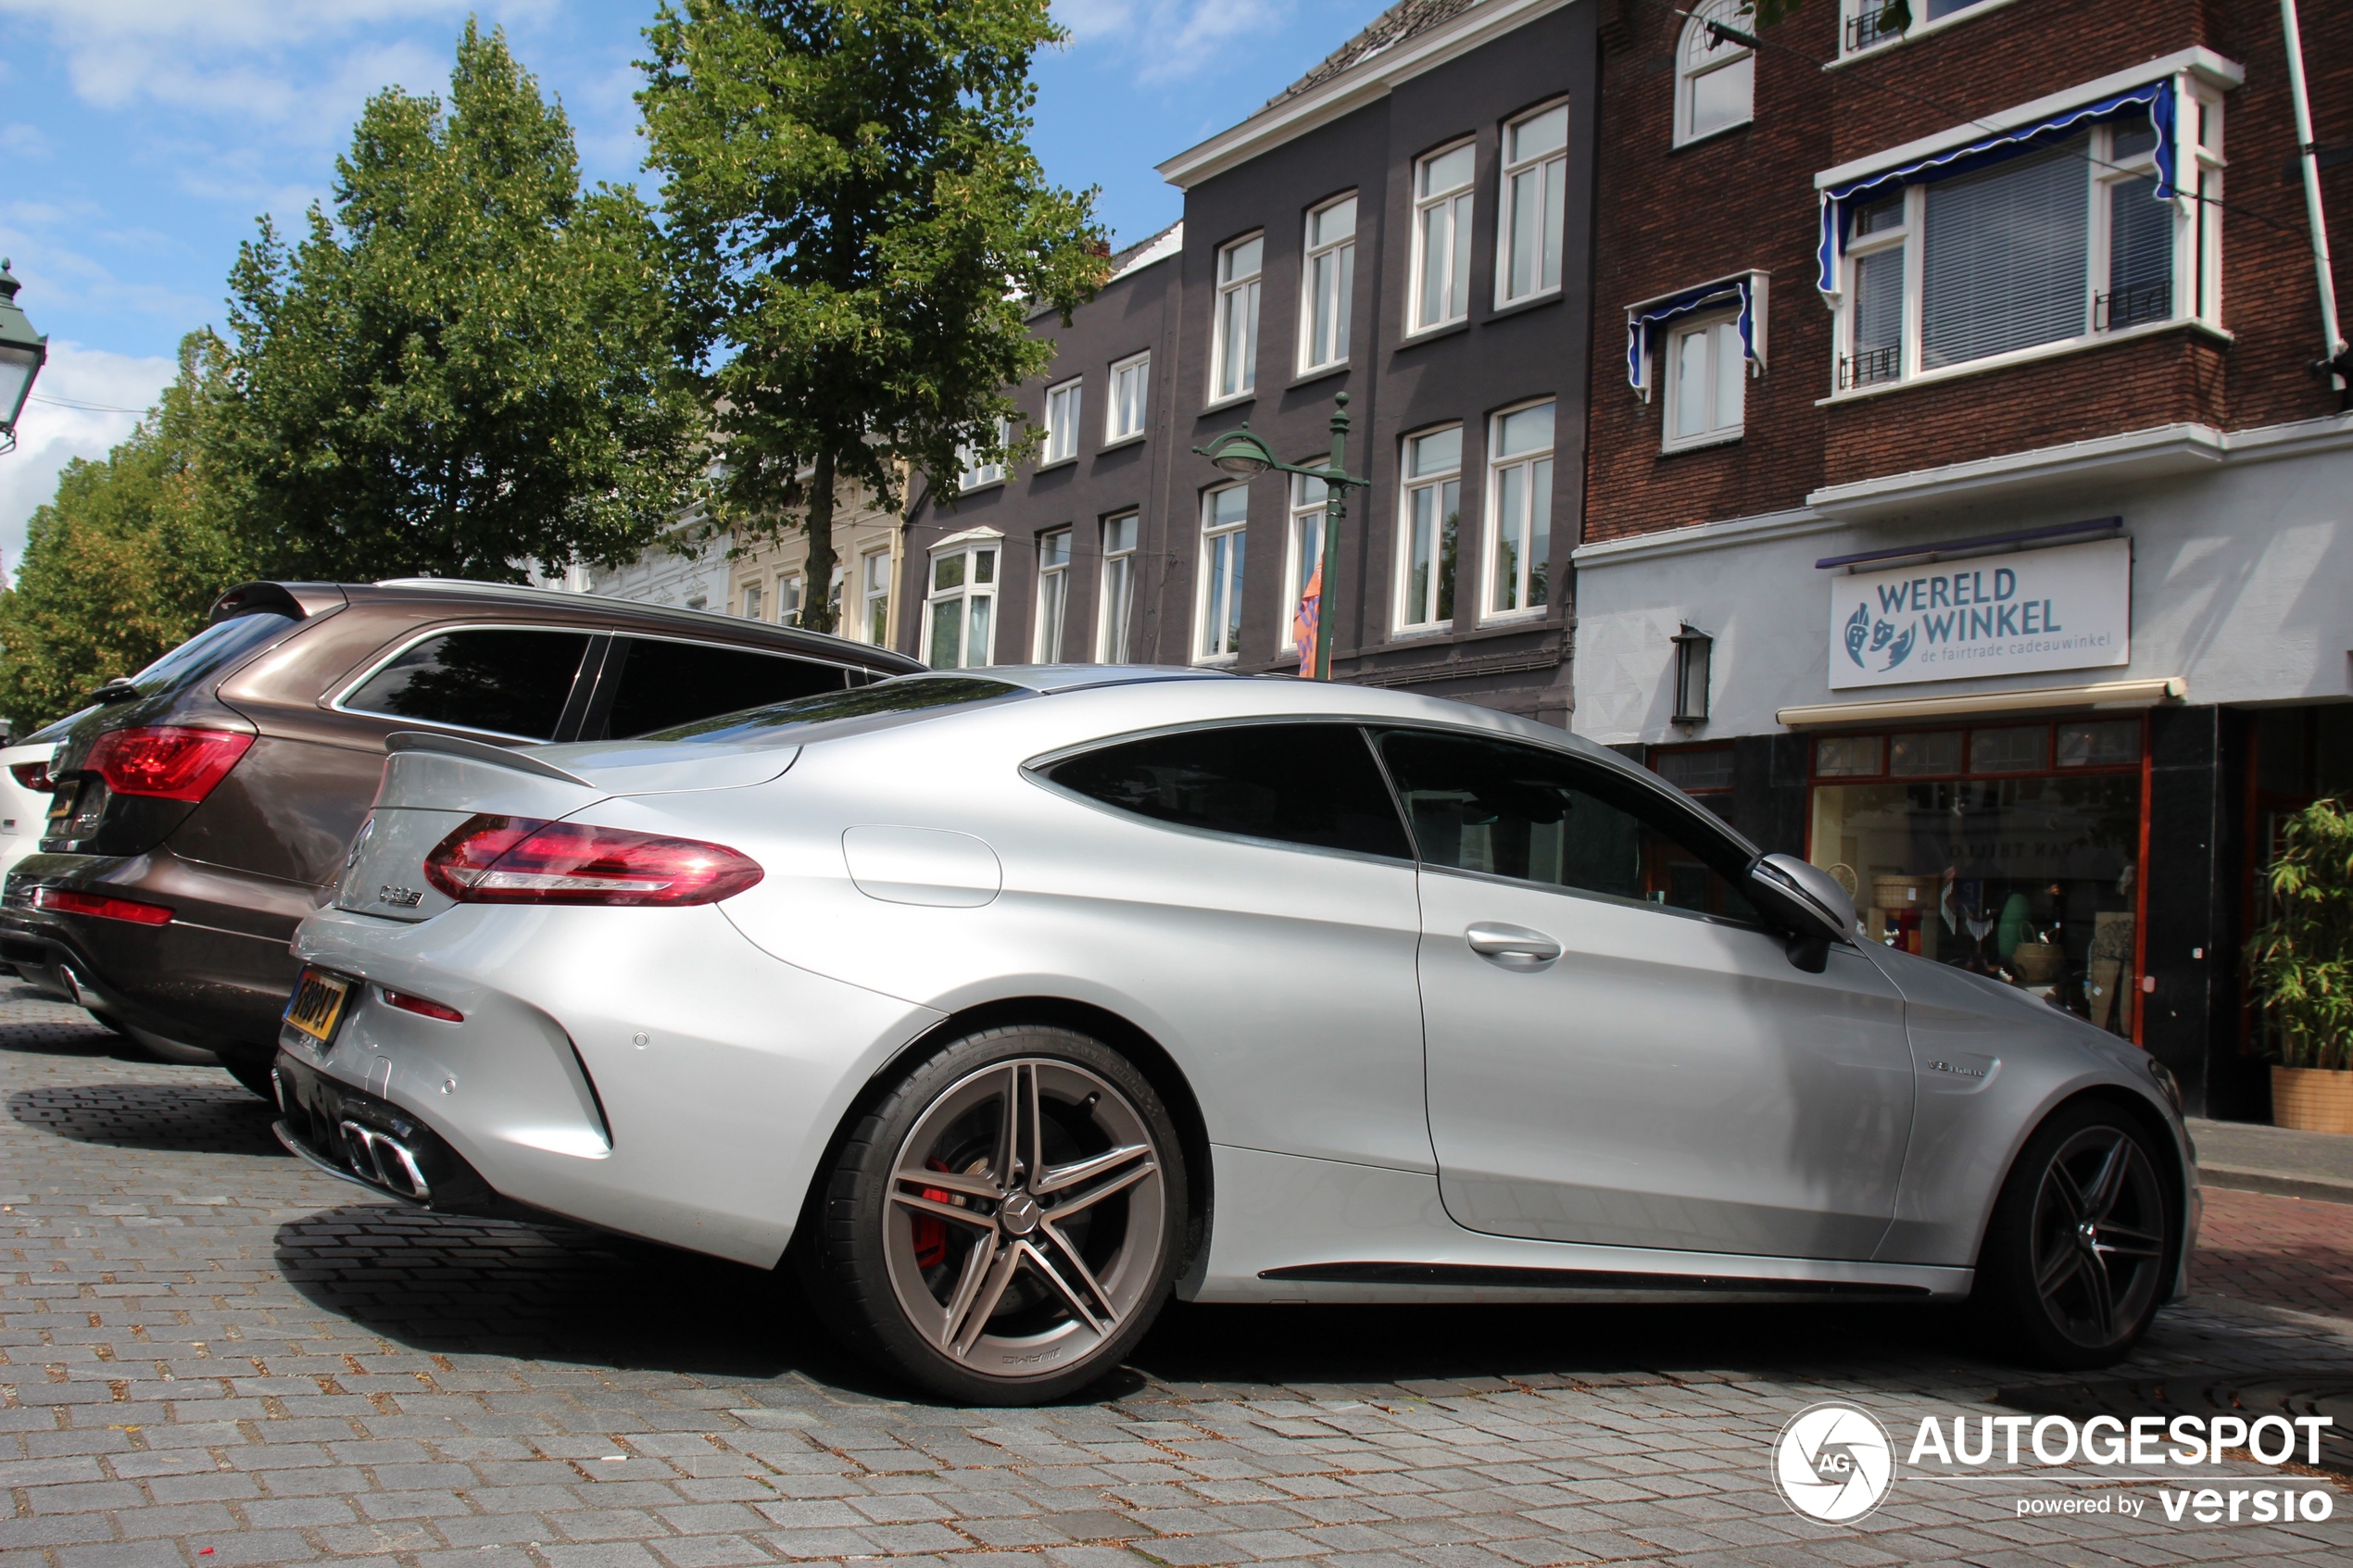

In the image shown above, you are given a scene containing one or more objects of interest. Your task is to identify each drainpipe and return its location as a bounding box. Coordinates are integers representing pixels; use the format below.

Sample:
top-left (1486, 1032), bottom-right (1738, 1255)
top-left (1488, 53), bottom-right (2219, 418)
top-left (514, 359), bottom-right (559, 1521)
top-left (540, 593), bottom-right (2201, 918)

top-left (2281, 0), bottom-right (2347, 392)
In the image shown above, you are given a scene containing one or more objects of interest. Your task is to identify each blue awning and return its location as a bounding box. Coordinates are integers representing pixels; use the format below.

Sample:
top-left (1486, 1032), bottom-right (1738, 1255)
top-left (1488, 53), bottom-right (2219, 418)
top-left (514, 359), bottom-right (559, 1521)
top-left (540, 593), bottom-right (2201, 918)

top-left (1815, 78), bottom-right (2179, 296)
top-left (1625, 272), bottom-right (1766, 397)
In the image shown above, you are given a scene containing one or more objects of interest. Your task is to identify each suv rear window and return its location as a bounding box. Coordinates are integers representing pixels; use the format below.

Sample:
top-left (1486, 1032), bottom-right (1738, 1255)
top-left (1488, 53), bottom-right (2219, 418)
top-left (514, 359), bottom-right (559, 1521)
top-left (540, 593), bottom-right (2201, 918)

top-left (124, 613), bottom-right (301, 701)
top-left (599, 637), bottom-right (849, 739)
top-left (344, 628), bottom-right (596, 740)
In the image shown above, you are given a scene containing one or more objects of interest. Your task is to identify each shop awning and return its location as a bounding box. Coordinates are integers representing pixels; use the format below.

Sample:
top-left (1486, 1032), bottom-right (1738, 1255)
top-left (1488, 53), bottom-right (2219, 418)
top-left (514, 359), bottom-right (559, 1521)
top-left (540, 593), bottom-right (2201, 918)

top-left (1625, 271), bottom-right (1768, 399)
top-left (1815, 79), bottom-right (2179, 298)
top-left (1778, 677), bottom-right (2185, 729)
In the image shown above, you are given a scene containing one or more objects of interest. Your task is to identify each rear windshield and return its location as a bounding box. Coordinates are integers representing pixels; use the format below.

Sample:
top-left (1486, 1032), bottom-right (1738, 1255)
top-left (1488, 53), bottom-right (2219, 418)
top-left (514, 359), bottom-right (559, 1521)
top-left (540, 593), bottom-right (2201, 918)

top-left (649, 675), bottom-right (1028, 745)
top-left (128, 613), bottom-right (302, 700)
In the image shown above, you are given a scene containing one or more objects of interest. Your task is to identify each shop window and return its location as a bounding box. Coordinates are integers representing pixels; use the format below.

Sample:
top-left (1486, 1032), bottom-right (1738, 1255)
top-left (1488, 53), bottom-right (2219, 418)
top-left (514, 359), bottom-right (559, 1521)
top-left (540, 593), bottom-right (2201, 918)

top-left (1807, 716), bottom-right (2144, 1036)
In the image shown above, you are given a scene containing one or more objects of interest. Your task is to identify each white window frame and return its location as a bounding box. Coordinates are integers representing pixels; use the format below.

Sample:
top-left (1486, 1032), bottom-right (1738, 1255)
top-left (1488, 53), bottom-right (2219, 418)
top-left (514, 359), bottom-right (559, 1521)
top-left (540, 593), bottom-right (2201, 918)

top-left (1838, 0), bottom-right (2014, 61)
top-left (1298, 194), bottom-right (1357, 375)
top-left (1496, 102), bottom-right (1569, 306)
top-left (1279, 471), bottom-right (1328, 653)
top-left (1661, 310), bottom-right (1747, 451)
top-left (1675, 4), bottom-right (1754, 146)
top-left (1394, 425), bottom-right (1464, 634)
top-left (779, 574), bottom-right (804, 627)
top-left (1106, 351), bottom-right (1151, 445)
top-left (1042, 378), bottom-right (1082, 466)
top-left (1034, 528), bottom-right (1071, 662)
top-left (957, 418), bottom-right (1010, 490)
top-left (1829, 101), bottom-right (2221, 398)
top-left (1098, 512), bottom-right (1139, 662)
top-left (1409, 140), bottom-right (1477, 334)
top-left (1482, 401), bottom-right (1554, 623)
top-left (857, 548), bottom-right (891, 646)
top-left (921, 532), bottom-right (1000, 670)
top-left (1209, 233), bottom-right (1263, 405)
top-left (1194, 484), bottom-right (1250, 664)
top-left (739, 580), bottom-right (765, 621)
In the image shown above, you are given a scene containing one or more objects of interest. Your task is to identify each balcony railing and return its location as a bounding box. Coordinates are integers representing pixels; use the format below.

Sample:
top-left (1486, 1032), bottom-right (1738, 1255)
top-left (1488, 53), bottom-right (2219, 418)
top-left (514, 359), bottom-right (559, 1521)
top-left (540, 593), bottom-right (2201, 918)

top-left (1839, 344), bottom-right (1903, 389)
top-left (1846, 6), bottom-right (1902, 53)
top-left (2095, 280), bottom-right (2173, 332)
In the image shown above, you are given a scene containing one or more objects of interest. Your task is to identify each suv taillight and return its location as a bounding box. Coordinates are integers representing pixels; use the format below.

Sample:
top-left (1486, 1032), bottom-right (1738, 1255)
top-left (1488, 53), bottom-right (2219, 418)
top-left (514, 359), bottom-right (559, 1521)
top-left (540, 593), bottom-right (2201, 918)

top-left (9, 761), bottom-right (53, 795)
top-left (423, 815), bottom-right (763, 906)
top-left (84, 727), bottom-right (255, 803)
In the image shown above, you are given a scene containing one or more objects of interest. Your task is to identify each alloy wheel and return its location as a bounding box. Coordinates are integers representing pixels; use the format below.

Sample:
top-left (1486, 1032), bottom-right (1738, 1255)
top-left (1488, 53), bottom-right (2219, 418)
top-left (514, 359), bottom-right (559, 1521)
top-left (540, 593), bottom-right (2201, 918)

top-left (879, 1057), bottom-right (1165, 1382)
top-left (2028, 1124), bottom-right (2168, 1349)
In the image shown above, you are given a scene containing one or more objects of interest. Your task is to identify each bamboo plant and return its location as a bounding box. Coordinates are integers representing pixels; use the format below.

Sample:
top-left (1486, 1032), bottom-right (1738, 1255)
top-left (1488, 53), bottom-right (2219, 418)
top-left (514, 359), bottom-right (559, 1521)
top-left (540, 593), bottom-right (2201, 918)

top-left (2246, 797), bottom-right (2353, 1072)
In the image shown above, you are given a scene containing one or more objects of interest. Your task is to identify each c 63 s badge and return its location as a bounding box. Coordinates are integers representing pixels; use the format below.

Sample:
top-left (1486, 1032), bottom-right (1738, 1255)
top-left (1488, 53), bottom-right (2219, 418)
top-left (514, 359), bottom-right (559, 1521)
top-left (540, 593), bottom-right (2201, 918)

top-left (1773, 1401), bottom-right (1895, 1524)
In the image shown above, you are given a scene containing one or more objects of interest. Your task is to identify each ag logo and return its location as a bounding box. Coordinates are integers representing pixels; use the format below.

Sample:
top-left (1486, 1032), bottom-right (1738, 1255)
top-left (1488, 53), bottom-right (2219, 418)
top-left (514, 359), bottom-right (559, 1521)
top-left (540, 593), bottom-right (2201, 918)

top-left (1772, 1401), bottom-right (1894, 1524)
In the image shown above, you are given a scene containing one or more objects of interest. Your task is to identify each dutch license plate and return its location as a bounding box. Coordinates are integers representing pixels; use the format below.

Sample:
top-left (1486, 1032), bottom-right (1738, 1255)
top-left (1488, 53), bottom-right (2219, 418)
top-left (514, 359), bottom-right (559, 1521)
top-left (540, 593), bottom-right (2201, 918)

top-left (283, 969), bottom-right (353, 1047)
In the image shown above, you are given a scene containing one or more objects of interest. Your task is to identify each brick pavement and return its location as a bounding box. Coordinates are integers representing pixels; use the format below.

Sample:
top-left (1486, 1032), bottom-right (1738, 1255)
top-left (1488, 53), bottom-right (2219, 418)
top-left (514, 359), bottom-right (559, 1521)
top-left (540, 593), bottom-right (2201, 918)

top-left (0, 982), bottom-right (2347, 1568)
top-left (2194, 1187), bottom-right (2353, 1324)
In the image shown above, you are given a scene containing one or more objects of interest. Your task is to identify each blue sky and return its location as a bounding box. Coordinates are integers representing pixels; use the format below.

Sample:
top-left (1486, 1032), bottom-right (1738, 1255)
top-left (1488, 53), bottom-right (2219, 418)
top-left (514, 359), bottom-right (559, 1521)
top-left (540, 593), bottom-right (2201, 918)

top-left (0, 0), bottom-right (1391, 579)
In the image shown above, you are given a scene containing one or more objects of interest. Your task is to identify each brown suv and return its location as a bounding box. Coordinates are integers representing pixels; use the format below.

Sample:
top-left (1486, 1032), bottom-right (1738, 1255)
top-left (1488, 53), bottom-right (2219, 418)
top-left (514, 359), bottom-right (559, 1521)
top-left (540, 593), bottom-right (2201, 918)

top-left (0, 578), bottom-right (922, 1093)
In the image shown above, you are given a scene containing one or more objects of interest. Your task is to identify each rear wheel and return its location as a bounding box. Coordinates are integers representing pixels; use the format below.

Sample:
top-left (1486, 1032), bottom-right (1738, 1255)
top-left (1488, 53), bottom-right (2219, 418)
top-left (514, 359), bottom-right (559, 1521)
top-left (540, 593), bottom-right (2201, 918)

top-left (1975, 1101), bottom-right (2175, 1368)
top-left (797, 1025), bottom-right (1186, 1404)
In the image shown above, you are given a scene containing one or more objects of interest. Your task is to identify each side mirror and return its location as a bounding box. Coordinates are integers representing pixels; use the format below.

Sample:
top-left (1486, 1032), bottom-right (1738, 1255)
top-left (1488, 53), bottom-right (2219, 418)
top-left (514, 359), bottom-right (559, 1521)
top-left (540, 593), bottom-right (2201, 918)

top-left (1746, 854), bottom-right (1855, 974)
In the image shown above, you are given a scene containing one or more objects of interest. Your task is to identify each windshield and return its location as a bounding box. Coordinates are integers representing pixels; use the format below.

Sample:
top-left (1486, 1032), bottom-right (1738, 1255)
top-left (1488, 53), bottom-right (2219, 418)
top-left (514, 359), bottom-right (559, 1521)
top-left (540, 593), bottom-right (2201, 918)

top-left (648, 675), bottom-right (1029, 745)
top-left (125, 613), bottom-right (301, 699)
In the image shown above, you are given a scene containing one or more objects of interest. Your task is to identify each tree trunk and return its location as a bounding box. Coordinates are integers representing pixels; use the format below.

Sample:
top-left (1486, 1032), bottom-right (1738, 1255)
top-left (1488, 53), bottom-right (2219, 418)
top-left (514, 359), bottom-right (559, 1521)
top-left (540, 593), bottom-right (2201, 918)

top-left (801, 445), bottom-right (840, 633)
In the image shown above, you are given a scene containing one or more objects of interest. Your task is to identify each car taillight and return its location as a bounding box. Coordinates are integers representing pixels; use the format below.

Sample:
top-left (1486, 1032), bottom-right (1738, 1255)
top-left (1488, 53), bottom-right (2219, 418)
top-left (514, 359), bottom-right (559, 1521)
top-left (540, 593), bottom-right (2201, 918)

top-left (9, 761), bottom-right (52, 795)
top-left (83, 727), bottom-right (255, 802)
top-left (422, 815), bottom-right (763, 906)
top-left (383, 989), bottom-right (464, 1023)
top-left (31, 887), bottom-right (174, 925)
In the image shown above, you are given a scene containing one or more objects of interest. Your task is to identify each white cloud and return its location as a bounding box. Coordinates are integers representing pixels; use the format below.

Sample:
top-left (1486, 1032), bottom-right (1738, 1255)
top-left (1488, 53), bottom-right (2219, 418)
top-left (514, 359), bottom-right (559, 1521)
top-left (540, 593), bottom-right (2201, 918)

top-left (1052, 0), bottom-right (1301, 85)
top-left (0, 343), bottom-right (178, 587)
top-left (0, 124), bottom-right (49, 159)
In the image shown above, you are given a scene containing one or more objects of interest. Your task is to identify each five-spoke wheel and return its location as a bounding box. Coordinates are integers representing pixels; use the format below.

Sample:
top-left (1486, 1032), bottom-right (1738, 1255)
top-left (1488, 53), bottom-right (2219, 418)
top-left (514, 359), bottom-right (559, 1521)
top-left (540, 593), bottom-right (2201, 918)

top-left (799, 1026), bottom-right (1186, 1403)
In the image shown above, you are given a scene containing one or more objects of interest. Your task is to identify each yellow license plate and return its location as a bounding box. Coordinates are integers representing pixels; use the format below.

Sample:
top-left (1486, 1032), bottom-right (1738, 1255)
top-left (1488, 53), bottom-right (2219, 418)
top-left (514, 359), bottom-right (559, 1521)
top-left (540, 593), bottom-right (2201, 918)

top-left (283, 969), bottom-right (353, 1046)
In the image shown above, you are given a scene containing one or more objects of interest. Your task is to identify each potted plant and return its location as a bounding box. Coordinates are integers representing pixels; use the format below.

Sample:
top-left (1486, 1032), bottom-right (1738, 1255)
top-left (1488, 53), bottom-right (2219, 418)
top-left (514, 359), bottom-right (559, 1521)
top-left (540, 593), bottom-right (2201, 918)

top-left (2246, 797), bottom-right (2353, 1133)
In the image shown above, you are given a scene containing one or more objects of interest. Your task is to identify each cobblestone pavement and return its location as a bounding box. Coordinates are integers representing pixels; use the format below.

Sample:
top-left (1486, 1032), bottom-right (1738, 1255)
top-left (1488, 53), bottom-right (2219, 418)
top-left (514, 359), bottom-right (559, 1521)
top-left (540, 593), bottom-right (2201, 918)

top-left (2194, 1187), bottom-right (2353, 1323)
top-left (0, 984), bottom-right (2347, 1568)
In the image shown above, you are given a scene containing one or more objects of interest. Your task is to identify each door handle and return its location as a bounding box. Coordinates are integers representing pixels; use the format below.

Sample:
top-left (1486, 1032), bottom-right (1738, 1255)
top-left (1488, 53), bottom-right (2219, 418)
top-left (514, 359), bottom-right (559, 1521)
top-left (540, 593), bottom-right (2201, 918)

top-left (1466, 922), bottom-right (1563, 964)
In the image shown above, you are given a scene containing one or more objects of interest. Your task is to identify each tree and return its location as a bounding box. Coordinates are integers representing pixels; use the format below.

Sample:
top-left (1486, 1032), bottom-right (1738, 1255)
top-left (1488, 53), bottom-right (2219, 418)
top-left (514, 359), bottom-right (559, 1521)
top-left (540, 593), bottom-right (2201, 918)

top-left (216, 20), bottom-right (701, 583)
top-left (639, 0), bottom-right (1109, 634)
top-left (0, 332), bottom-right (265, 734)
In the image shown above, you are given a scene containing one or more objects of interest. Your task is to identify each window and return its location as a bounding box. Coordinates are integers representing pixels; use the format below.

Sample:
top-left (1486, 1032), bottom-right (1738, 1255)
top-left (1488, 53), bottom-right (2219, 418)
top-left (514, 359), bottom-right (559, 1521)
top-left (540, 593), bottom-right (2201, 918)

top-left (741, 581), bottom-right (764, 621)
top-left (957, 419), bottom-right (1010, 489)
top-left (1282, 473), bottom-right (1327, 652)
top-left (1211, 234), bottom-right (1263, 402)
top-left (1107, 352), bottom-right (1151, 444)
top-left (779, 574), bottom-right (804, 628)
top-left (1498, 105), bottom-right (1567, 303)
top-left (1655, 745), bottom-right (1736, 793)
top-left (1678, 4), bottom-right (1754, 144)
top-left (1397, 426), bottom-right (1462, 632)
top-left (1485, 402), bottom-right (1553, 618)
top-left (1099, 513), bottom-right (1139, 661)
top-left (1834, 108), bottom-right (2212, 392)
top-left (1040, 723), bottom-right (1410, 859)
top-left (597, 639), bottom-right (847, 739)
top-left (1664, 312), bottom-right (1746, 448)
top-left (1845, 0), bottom-right (1997, 56)
top-left (1300, 195), bottom-right (1356, 372)
top-left (1043, 378), bottom-right (1082, 465)
top-left (1196, 484), bottom-right (1249, 661)
top-left (1035, 529), bottom-right (1071, 661)
top-left (343, 628), bottom-right (596, 741)
top-left (1412, 143), bottom-right (1476, 332)
top-left (924, 538), bottom-right (999, 670)
top-left (1376, 729), bottom-right (1759, 921)
top-left (859, 550), bottom-right (891, 646)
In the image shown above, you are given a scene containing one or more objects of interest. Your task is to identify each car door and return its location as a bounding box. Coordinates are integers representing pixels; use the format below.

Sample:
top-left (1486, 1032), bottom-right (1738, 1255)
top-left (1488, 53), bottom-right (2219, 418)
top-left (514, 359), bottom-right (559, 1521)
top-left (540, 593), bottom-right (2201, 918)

top-left (1378, 727), bottom-right (1916, 1262)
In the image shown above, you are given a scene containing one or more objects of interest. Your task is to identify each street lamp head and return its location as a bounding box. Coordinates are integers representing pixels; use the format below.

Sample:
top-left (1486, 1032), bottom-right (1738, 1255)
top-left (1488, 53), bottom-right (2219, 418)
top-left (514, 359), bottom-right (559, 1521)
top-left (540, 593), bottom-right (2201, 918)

top-left (1194, 424), bottom-right (1275, 479)
top-left (0, 258), bottom-right (51, 443)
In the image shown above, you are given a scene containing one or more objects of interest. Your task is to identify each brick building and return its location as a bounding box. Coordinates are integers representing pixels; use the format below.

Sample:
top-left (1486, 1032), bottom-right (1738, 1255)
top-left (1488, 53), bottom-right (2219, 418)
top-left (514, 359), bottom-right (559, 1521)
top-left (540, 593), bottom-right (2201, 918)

top-left (1574, 0), bottom-right (2353, 1118)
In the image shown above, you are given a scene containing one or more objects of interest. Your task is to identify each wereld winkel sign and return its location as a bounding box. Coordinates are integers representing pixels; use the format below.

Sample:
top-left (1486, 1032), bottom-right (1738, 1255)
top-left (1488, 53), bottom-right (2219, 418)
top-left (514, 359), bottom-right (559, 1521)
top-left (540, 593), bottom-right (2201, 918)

top-left (1827, 537), bottom-right (2131, 691)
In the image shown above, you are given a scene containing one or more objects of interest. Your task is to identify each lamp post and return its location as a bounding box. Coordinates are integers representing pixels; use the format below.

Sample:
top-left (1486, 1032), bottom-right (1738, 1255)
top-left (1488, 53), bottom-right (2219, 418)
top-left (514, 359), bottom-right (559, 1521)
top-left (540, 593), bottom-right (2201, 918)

top-left (1193, 391), bottom-right (1370, 681)
top-left (0, 259), bottom-right (48, 458)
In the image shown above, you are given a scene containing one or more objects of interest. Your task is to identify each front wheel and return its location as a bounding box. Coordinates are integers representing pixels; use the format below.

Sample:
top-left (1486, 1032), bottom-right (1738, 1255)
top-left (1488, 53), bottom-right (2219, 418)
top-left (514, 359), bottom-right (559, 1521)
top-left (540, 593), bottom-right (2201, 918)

top-left (797, 1025), bottom-right (1187, 1404)
top-left (1974, 1101), bottom-right (2176, 1369)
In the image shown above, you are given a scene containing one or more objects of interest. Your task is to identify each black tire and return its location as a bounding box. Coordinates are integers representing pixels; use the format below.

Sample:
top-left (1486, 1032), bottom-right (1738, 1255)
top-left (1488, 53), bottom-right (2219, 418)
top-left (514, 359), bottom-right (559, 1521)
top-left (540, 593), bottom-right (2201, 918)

top-left (1974, 1099), bottom-right (2177, 1369)
top-left (796, 1024), bottom-right (1188, 1405)
top-left (116, 1021), bottom-right (221, 1068)
top-left (220, 1052), bottom-right (281, 1104)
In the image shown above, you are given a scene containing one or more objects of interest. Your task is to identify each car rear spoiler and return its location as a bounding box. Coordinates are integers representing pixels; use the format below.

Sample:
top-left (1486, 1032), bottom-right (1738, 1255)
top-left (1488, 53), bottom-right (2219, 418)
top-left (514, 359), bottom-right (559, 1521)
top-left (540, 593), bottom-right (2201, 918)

top-left (384, 731), bottom-right (593, 787)
top-left (208, 582), bottom-right (349, 624)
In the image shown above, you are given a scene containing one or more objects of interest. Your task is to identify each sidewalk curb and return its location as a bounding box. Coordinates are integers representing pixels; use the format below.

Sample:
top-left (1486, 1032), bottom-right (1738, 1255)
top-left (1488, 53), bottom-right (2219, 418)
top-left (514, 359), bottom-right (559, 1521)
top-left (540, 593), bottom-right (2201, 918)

top-left (2197, 1163), bottom-right (2353, 1207)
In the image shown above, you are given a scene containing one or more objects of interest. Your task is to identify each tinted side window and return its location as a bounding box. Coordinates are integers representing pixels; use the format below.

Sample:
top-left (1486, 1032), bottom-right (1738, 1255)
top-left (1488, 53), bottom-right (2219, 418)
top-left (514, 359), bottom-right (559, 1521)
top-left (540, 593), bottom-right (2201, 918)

top-left (1374, 729), bottom-right (1758, 922)
top-left (1043, 723), bottom-right (1411, 859)
top-left (129, 612), bottom-right (300, 699)
top-left (344, 629), bottom-right (594, 740)
top-left (601, 639), bottom-right (849, 738)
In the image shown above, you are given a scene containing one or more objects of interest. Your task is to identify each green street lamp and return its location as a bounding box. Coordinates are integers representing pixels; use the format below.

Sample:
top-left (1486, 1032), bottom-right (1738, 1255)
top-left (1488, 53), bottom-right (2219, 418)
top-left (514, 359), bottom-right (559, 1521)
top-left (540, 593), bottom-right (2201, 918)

top-left (1193, 391), bottom-right (1370, 682)
top-left (0, 258), bottom-right (49, 457)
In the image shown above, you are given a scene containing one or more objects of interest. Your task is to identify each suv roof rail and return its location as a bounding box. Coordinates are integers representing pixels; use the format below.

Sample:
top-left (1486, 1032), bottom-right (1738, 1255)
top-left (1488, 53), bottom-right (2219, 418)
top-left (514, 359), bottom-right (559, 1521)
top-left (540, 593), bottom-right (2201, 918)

top-left (209, 582), bottom-right (348, 624)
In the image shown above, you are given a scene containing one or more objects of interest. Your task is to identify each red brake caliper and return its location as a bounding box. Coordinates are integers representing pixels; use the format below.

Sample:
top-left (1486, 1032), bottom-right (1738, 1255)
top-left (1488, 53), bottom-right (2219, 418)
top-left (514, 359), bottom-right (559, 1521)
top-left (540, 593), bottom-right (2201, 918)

top-left (912, 1158), bottom-right (952, 1270)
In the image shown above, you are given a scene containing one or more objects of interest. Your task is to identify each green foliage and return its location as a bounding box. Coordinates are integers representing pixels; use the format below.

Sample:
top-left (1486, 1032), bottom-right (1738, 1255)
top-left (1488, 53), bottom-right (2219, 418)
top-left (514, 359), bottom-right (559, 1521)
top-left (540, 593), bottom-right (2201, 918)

top-left (0, 332), bottom-right (266, 734)
top-left (639, 0), bottom-right (1111, 632)
top-left (2246, 797), bottom-right (2353, 1071)
top-left (217, 19), bottom-right (700, 583)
